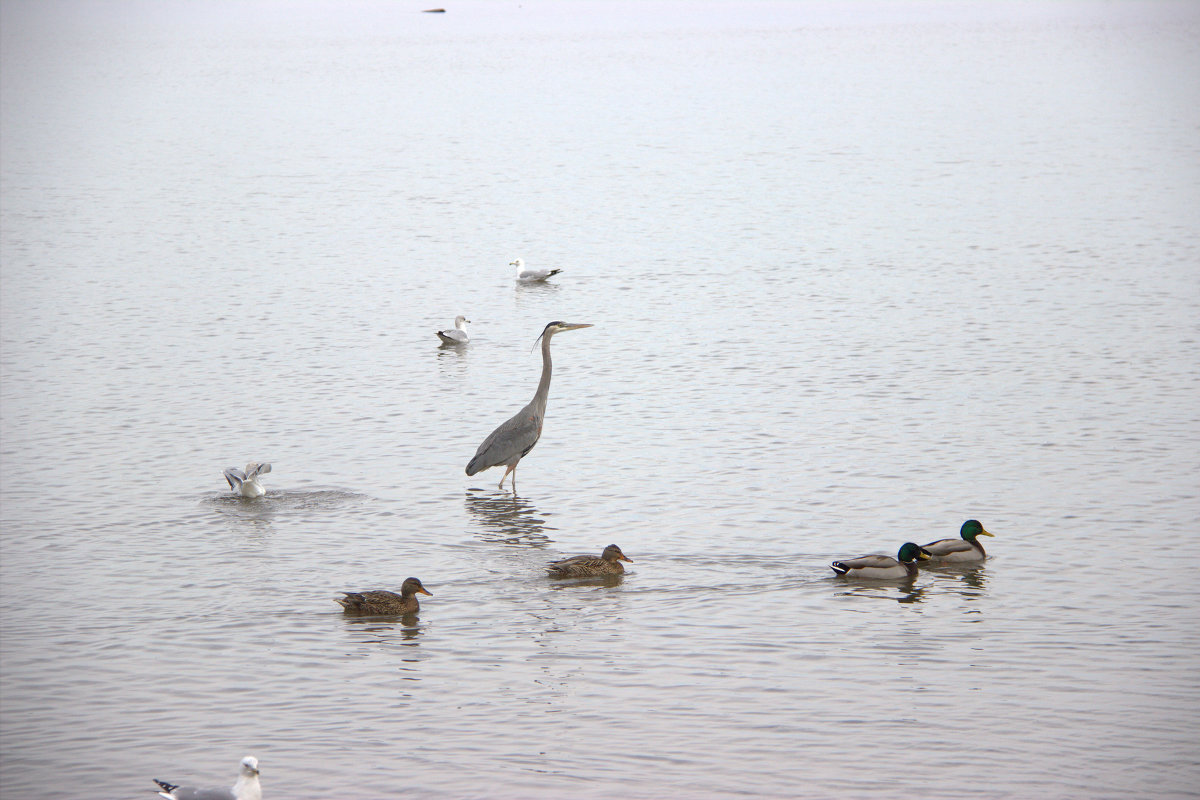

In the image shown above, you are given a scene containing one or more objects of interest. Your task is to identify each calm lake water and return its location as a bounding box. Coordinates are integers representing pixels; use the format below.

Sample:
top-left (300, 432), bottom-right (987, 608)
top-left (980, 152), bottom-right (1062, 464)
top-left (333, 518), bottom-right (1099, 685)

top-left (2, 1), bottom-right (1198, 798)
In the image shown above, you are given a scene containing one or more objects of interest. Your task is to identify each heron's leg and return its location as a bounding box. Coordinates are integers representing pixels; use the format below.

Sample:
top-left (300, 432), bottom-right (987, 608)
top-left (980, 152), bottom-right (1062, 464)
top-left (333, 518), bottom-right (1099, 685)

top-left (499, 462), bottom-right (517, 490)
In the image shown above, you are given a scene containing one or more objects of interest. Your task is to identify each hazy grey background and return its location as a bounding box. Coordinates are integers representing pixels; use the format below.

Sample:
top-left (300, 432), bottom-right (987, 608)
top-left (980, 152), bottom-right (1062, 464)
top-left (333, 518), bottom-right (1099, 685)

top-left (2, 1), bottom-right (1198, 797)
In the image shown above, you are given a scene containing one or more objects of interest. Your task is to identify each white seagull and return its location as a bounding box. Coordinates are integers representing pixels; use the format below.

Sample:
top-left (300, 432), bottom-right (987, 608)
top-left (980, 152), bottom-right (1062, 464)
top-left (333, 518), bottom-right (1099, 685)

top-left (154, 755), bottom-right (262, 800)
top-left (512, 258), bottom-right (562, 283)
top-left (223, 462), bottom-right (271, 498)
top-left (436, 315), bottom-right (471, 345)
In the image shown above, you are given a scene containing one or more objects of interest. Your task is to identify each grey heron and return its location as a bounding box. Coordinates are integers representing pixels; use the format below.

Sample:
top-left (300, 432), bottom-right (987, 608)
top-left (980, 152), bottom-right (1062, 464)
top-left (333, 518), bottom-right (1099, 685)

top-left (223, 462), bottom-right (271, 498)
top-left (465, 320), bottom-right (593, 490)
top-left (436, 315), bottom-right (470, 345)
top-left (512, 258), bottom-right (562, 283)
top-left (154, 755), bottom-right (261, 800)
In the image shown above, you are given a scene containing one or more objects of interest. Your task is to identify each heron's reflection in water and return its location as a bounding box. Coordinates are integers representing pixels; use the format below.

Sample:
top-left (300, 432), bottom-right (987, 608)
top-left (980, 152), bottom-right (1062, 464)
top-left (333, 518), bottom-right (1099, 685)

top-left (465, 490), bottom-right (556, 546)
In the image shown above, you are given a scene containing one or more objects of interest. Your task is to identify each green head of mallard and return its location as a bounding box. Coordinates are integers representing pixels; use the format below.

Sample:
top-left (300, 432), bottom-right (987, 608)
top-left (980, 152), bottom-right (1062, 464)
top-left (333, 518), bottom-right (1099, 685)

top-left (960, 520), bottom-right (995, 542)
top-left (898, 542), bottom-right (933, 563)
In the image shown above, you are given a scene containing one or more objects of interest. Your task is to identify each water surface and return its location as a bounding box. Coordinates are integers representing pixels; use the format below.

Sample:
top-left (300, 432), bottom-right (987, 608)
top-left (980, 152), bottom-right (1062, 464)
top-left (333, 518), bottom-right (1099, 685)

top-left (2, 1), bottom-right (1198, 797)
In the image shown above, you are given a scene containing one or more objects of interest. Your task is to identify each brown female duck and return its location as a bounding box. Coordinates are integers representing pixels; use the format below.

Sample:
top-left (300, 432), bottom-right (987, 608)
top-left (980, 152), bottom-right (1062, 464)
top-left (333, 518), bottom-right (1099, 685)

top-left (336, 577), bottom-right (432, 615)
top-left (546, 544), bottom-right (633, 578)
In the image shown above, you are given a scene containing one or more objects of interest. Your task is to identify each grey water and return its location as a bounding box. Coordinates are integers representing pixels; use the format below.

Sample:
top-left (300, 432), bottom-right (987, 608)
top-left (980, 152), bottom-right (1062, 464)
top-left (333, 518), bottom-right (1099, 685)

top-left (2, 1), bottom-right (1198, 797)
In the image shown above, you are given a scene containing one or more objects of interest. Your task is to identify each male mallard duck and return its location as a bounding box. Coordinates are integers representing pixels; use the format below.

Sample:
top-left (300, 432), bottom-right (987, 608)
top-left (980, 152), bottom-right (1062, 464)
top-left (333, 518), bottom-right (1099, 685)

top-left (223, 462), bottom-right (271, 498)
top-left (154, 755), bottom-right (261, 800)
top-left (547, 544), bottom-right (632, 578)
top-left (336, 577), bottom-right (432, 615)
top-left (831, 542), bottom-right (932, 579)
top-left (921, 519), bottom-right (995, 563)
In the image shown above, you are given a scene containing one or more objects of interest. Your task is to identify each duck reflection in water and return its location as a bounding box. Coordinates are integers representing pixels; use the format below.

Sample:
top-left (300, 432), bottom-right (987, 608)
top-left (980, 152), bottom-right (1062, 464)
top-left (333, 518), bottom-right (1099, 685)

top-left (341, 616), bottom-right (425, 655)
top-left (547, 573), bottom-right (625, 590)
top-left (833, 565), bottom-right (989, 605)
top-left (924, 562), bottom-right (989, 599)
top-left (834, 583), bottom-right (927, 604)
top-left (465, 489), bottom-right (554, 545)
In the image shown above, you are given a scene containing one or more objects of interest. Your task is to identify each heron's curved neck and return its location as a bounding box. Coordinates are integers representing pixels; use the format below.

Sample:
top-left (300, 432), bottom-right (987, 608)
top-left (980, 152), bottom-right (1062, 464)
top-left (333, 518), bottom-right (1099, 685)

top-left (531, 333), bottom-right (553, 416)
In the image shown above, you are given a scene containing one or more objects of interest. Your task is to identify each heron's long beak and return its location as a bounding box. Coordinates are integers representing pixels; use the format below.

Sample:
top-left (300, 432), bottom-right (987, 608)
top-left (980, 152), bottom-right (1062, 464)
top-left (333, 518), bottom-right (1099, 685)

top-left (532, 322), bottom-right (594, 351)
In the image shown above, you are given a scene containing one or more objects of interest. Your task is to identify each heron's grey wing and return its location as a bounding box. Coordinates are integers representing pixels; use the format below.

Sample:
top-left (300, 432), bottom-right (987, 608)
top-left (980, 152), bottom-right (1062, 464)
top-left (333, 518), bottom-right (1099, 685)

top-left (246, 463), bottom-right (270, 479)
top-left (466, 408), bottom-right (541, 474)
top-left (223, 468), bottom-right (245, 490)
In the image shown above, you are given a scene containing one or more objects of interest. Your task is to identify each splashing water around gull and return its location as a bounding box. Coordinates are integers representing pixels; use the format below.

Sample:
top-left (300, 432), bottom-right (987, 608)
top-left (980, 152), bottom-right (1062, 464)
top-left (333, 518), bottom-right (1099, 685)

top-left (223, 463), bottom-right (271, 498)
top-left (511, 258), bottom-right (562, 282)
top-left (154, 755), bottom-right (261, 800)
top-left (436, 315), bottom-right (470, 344)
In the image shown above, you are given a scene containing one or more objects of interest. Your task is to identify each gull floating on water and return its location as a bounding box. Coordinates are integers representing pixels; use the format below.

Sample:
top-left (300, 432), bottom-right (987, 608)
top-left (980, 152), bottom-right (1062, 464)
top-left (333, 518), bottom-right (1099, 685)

top-left (436, 315), bottom-right (470, 345)
top-left (223, 463), bottom-right (271, 498)
top-left (512, 258), bottom-right (562, 283)
top-left (154, 755), bottom-right (261, 800)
